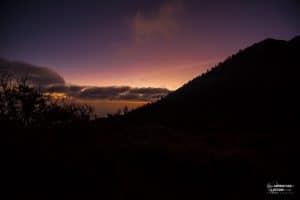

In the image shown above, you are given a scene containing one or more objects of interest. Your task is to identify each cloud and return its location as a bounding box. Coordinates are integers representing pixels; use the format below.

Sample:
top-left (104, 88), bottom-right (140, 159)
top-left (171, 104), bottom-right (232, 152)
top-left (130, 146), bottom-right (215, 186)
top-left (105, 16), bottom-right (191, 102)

top-left (0, 57), bottom-right (65, 85)
top-left (131, 0), bottom-right (183, 43)
top-left (1, 57), bottom-right (171, 102)
top-left (122, 87), bottom-right (170, 101)
top-left (44, 85), bottom-right (171, 101)
top-left (77, 86), bottom-right (130, 99)
top-left (129, 87), bottom-right (170, 94)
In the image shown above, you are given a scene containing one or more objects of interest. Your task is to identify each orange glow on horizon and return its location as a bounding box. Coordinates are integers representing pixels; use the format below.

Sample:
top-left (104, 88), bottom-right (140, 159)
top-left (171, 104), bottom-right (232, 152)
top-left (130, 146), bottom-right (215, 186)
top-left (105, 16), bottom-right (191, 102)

top-left (62, 59), bottom-right (219, 90)
top-left (43, 92), bottom-right (150, 117)
top-left (44, 92), bottom-right (67, 99)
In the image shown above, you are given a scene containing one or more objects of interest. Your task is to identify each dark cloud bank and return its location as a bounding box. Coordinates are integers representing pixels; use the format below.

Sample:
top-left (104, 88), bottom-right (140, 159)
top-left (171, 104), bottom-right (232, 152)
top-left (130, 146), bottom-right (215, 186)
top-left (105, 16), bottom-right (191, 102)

top-left (45, 85), bottom-right (170, 101)
top-left (0, 58), bottom-right (65, 85)
top-left (0, 58), bottom-right (170, 101)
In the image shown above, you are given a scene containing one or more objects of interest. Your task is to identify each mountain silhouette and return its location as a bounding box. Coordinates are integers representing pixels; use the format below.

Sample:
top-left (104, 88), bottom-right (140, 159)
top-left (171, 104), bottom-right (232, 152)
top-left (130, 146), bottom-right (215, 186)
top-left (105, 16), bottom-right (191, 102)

top-left (3, 36), bottom-right (300, 200)
top-left (124, 35), bottom-right (300, 133)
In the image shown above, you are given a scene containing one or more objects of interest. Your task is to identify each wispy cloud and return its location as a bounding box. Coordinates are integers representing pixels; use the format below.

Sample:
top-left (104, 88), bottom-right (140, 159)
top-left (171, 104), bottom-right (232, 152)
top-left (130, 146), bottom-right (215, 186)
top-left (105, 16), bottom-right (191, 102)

top-left (131, 0), bottom-right (183, 43)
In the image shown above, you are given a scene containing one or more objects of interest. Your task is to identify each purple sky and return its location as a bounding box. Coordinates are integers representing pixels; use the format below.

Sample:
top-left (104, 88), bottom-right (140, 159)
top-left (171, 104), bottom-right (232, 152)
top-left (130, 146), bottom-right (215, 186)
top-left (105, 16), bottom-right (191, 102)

top-left (1, 0), bottom-right (300, 89)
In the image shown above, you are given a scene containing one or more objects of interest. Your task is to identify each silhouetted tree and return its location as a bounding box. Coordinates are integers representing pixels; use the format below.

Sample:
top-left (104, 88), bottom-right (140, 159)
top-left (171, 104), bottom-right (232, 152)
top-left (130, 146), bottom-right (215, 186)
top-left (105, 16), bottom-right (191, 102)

top-left (0, 74), bottom-right (94, 128)
top-left (123, 106), bottom-right (129, 115)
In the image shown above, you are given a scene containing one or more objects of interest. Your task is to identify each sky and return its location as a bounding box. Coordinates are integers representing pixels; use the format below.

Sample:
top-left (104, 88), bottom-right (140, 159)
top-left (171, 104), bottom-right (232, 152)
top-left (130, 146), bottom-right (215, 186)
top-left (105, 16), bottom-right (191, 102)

top-left (1, 0), bottom-right (300, 90)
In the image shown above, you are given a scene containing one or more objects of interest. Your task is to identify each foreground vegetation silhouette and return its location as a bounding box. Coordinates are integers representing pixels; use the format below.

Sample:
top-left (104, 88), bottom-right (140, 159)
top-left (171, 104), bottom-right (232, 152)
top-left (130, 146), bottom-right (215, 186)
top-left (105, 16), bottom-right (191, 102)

top-left (0, 74), bottom-right (93, 129)
top-left (2, 35), bottom-right (299, 200)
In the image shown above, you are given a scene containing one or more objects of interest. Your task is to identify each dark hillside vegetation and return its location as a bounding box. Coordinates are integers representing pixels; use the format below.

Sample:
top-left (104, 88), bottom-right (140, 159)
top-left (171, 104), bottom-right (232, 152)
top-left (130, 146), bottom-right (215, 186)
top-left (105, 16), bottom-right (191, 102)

top-left (0, 74), bottom-right (93, 129)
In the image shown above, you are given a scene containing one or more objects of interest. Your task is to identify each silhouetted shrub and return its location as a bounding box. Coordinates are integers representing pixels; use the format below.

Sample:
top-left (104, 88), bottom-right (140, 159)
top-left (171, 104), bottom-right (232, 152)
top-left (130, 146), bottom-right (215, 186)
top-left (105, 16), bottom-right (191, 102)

top-left (0, 74), bottom-right (93, 128)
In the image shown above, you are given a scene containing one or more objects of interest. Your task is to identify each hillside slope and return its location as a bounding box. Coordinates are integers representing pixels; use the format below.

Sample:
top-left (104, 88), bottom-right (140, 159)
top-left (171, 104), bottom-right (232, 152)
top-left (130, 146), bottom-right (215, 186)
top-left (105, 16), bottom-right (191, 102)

top-left (126, 36), bottom-right (300, 133)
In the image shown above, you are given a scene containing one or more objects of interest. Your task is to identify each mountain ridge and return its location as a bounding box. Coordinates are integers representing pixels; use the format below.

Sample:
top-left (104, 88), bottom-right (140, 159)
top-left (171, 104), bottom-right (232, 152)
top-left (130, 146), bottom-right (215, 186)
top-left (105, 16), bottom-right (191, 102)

top-left (124, 35), bottom-right (300, 133)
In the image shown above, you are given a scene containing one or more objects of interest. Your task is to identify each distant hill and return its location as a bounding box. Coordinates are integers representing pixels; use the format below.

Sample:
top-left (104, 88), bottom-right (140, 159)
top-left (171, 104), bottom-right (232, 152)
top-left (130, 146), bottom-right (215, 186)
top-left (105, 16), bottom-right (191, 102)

top-left (125, 35), bottom-right (300, 133)
top-left (0, 58), bottom-right (65, 86)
